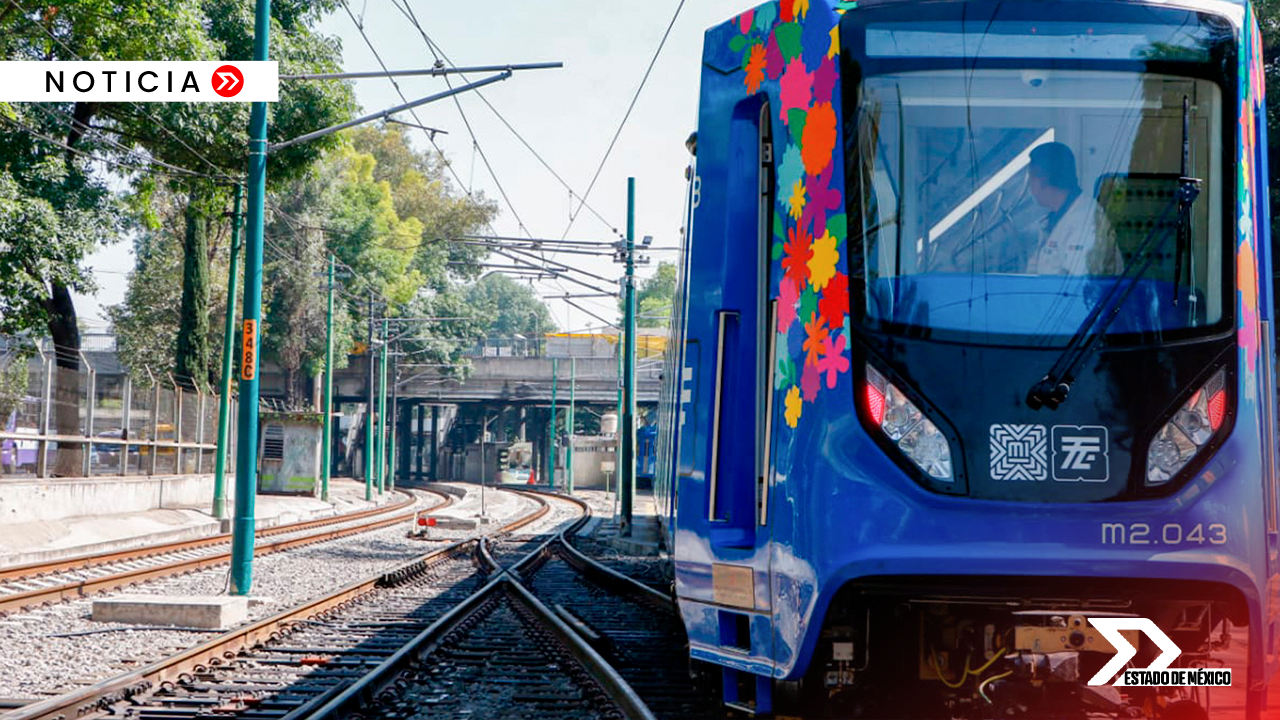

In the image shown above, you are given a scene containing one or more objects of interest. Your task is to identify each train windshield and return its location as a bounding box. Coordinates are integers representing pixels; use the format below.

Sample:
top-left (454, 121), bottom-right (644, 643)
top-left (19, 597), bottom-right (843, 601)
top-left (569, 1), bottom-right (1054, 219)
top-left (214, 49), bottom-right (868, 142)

top-left (842, 6), bottom-right (1233, 346)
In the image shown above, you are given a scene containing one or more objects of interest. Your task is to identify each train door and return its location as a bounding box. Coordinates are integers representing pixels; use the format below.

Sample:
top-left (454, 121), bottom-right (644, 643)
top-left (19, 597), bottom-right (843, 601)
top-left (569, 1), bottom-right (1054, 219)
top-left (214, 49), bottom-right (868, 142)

top-left (1256, 88), bottom-right (1280, 672)
top-left (700, 97), bottom-right (779, 707)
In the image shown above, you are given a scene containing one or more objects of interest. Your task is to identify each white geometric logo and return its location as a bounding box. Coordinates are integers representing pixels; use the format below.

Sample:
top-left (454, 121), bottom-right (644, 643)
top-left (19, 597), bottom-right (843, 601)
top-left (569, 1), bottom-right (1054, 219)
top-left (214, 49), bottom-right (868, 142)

top-left (990, 424), bottom-right (1048, 481)
top-left (1087, 618), bottom-right (1182, 686)
top-left (1051, 425), bottom-right (1109, 482)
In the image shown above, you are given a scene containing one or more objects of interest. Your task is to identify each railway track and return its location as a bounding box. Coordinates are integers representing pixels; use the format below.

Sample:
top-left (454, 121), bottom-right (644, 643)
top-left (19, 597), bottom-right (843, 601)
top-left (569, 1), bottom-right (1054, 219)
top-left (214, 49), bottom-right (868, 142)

top-left (0, 489), bottom-right (442, 616)
top-left (4, 490), bottom-right (702, 720)
top-left (517, 536), bottom-right (722, 720)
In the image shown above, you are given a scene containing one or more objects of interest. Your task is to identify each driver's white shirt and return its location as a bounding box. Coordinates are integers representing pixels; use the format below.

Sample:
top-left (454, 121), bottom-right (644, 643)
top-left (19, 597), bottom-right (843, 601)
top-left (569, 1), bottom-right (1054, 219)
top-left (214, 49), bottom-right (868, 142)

top-left (1026, 193), bottom-right (1123, 276)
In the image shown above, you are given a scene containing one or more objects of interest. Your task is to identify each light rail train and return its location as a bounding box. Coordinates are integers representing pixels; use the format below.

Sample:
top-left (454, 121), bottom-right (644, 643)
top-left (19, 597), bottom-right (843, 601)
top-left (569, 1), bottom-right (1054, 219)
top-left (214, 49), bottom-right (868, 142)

top-left (654, 0), bottom-right (1279, 717)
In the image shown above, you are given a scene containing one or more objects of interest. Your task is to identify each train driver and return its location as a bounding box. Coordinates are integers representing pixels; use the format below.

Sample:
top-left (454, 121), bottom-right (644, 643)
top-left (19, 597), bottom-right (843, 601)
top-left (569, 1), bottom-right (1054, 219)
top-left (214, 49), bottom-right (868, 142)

top-left (1024, 142), bottom-right (1124, 276)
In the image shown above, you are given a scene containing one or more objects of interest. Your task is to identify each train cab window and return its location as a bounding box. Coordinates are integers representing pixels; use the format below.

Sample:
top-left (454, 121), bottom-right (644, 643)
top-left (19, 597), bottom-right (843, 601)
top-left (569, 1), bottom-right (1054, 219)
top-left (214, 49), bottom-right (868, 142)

top-left (849, 70), bottom-right (1224, 345)
top-left (841, 4), bottom-right (1234, 348)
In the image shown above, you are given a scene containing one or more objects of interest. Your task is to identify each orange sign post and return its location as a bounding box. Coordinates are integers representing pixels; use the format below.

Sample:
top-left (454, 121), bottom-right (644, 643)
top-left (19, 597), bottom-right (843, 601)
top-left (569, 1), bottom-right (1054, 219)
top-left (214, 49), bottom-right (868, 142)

top-left (241, 319), bottom-right (258, 381)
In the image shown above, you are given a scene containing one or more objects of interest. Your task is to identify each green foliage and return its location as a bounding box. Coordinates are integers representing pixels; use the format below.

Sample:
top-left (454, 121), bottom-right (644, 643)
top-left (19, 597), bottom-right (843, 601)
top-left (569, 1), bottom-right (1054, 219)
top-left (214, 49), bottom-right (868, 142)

top-left (624, 261), bottom-right (677, 329)
top-left (463, 274), bottom-right (555, 337)
top-left (109, 183), bottom-right (239, 385)
top-left (348, 124), bottom-right (496, 288)
top-left (0, 123), bottom-right (116, 334)
top-left (0, 347), bottom-right (31, 421)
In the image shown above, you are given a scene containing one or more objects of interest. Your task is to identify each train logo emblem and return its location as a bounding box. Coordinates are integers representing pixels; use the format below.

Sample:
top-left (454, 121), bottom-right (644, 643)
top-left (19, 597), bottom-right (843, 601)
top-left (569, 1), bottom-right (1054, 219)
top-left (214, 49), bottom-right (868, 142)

top-left (989, 424), bottom-right (1048, 481)
top-left (1052, 426), bottom-right (1109, 482)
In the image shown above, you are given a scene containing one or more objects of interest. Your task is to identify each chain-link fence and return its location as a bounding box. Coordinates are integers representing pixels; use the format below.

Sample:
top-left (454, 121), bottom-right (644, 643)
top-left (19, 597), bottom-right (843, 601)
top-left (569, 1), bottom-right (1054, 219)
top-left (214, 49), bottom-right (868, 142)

top-left (0, 335), bottom-right (236, 480)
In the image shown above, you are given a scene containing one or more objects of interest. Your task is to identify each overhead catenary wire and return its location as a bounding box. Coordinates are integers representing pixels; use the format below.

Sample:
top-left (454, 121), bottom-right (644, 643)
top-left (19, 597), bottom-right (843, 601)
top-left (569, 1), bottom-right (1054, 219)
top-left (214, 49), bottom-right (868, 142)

top-left (561, 0), bottom-right (688, 239)
top-left (382, 0), bottom-right (623, 241)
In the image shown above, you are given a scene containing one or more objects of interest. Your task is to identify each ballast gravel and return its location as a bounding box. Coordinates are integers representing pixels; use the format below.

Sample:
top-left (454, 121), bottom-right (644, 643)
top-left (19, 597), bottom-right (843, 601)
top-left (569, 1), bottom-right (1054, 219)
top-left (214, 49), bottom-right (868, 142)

top-left (0, 484), bottom-right (535, 699)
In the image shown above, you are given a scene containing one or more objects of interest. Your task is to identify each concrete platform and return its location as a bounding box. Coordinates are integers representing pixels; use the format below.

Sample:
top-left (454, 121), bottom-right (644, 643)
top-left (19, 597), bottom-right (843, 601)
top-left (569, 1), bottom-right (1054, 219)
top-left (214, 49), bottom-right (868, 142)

top-left (0, 478), bottom-right (396, 570)
top-left (91, 595), bottom-right (248, 630)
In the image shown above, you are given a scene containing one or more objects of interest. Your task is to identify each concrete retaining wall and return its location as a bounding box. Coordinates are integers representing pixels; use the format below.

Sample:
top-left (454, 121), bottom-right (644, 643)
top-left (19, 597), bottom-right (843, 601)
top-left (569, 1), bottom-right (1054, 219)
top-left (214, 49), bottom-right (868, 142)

top-left (0, 474), bottom-right (234, 524)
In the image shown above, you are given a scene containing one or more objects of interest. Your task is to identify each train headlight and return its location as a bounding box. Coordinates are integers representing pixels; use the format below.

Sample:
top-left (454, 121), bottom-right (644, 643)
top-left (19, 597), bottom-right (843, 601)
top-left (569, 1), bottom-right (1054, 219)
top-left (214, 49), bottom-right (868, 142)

top-left (1146, 369), bottom-right (1227, 485)
top-left (866, 365), bottom-right (953, 482)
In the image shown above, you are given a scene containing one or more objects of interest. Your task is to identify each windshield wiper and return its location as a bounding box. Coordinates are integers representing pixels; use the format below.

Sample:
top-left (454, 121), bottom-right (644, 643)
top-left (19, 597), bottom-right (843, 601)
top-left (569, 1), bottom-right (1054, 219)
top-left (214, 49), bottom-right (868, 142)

top-left (1026, 100), bottom-right (1201, 410)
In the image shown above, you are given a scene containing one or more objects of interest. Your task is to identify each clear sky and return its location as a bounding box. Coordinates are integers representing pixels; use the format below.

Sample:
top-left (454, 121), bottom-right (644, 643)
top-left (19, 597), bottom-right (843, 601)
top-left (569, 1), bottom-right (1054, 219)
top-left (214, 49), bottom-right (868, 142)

top-left (74, 0), bottom-right (752, 334)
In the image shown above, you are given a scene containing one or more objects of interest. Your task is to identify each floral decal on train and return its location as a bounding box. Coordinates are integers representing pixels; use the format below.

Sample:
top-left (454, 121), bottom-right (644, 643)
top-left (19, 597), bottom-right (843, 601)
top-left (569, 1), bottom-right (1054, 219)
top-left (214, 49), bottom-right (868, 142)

top-left (725, 0), bottom-right (854, 429)
top-left (1237, 7), bottom-right (1265, 385)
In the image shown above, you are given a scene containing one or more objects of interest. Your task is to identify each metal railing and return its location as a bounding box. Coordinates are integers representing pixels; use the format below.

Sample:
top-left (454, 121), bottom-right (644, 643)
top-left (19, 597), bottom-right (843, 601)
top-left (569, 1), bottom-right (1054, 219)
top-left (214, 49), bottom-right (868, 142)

top-left (0, 337), bottom-right (235, 480)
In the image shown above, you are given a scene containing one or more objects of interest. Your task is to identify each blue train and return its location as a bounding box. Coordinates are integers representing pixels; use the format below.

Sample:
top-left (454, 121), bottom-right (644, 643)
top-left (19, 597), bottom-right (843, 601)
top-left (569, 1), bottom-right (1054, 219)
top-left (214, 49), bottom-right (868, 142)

top-left (654, 0), bottom-right (1278, 717)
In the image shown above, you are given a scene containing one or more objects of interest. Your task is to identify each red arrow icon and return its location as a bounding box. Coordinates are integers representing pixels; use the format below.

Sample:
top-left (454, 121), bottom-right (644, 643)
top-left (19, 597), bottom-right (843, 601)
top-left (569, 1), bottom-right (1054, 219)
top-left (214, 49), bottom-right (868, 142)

top-left (212, 65), bottom-right (244, 97)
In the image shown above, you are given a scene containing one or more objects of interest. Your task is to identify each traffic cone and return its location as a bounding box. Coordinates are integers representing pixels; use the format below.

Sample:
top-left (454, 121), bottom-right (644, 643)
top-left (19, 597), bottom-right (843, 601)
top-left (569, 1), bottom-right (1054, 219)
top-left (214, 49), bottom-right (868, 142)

top-left (528, 466), bottom-right (537, 485)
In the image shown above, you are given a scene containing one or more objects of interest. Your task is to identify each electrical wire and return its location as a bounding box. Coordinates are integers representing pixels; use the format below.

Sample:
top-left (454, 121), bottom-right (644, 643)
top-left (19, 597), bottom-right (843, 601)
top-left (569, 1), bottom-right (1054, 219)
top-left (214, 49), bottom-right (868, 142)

top-left (561, 0), bottom-right (687, 239)
top-left (382, 0), bottom-right (622, 240)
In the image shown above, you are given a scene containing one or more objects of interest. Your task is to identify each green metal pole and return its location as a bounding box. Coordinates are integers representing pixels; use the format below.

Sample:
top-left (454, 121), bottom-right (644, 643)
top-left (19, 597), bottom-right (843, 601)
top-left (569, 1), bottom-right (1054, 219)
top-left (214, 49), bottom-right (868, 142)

top-left (230, 0), bottom-right (271, 596)
top-left (621, 177), bottom-right (637, 535)
top-left (388, 351), bottom-right (397, 492)
top-left (567, 357), bottom-right (575, 494)
top-left (378, 319), bottom-right (389, 495)
top-left (320, 255), bottom-right (334, 503)
top-left (212, 183), bottom-right (243, 520)
top-left (548, 357), bottom-right (557, 490)
top-left (363, 294), bottom-right (374, 501)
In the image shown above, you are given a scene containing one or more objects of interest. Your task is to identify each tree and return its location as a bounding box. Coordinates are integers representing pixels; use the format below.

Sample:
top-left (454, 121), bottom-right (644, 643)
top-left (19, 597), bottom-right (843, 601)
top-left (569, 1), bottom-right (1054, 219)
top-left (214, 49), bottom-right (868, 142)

top-left (625, 261), bottom-right (677, 329)
top-left (109, 183), bottom-right (238, 386)
top-left (463, 274), bottom-right (555, 337)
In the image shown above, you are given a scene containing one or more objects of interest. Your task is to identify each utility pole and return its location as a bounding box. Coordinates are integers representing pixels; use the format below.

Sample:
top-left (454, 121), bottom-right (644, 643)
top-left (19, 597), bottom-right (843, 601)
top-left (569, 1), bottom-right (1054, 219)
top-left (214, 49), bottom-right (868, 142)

top-left (620, 178), bottom-right (637, 535)
top-left (320, 255), bottom-right (334, 503)
top-left (388, 349), bottom-right (398, 491)
top-left (567, 357), bottom-right (575, 494)
top-left (229, 0), bottom-right (271, 596)
top-left (212, 183), bottom-right (243, 520)
top-left (548, 357), bottom-right (557, 490)
top-left (364, 291), bottom-right (375, 501)
top-left (377, 319), bottom-right (389, 495)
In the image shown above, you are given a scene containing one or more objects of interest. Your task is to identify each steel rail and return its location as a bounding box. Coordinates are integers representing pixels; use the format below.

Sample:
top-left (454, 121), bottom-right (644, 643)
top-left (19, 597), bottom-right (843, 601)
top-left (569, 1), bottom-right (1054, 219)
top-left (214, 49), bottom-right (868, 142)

top-left (0, 490), bottom-right (443, 616)
top-left (1, 487), bottom-right (551, 720)
top-left (0, 490), bottom-right (421, 582)
top-left (304, 490), bottom-right (656, 720)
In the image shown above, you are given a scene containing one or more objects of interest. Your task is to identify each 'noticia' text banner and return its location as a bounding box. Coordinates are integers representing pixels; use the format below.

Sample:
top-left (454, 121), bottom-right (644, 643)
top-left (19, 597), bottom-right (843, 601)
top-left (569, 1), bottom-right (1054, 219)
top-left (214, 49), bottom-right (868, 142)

top-left (0, 62), bottom-right (279, 102)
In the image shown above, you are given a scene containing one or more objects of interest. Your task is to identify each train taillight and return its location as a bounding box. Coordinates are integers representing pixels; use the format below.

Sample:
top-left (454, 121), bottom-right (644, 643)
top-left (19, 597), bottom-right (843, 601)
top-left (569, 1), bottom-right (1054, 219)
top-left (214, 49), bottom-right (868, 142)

top-left (1146, 368), bottom-right (1228, 486)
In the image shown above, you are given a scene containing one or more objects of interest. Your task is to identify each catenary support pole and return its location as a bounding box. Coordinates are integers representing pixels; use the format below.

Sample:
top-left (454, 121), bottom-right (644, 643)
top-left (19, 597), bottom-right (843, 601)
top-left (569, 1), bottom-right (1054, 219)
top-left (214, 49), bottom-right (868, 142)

top-left (320, 254), bottom-right (335, 503)
top-left (621, 178), bottom-right (637, 535)
top-left (388, 349), bottom-right (398, 491)
top-left (212, 182), bottom-right (243, 520)
top-left (378, 319), bottom-right (389, 495)
top-left (364, 292), bottom-right (375, 501)
top-left (230, 0), bottom-right (271, 596)
top-left (567, 357), bottom-right (575, 494)
top-left (430, 405), bottom-right (440, 482)
top-left (548, 358), bottom-right (558, 490)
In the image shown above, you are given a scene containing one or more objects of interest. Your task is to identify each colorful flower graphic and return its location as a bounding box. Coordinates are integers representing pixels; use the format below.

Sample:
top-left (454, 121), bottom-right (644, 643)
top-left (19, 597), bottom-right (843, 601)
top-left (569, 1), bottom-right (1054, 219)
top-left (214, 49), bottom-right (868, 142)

top-left (802, 165), bottom-right (842, 236)
top-left (802, 315), bottom-right (829, 367)
top-left (783, 225), bottom-right (814, 292)
top-left (813, 57), bottom-right (838, 105)
top-left (801, 102), bottom-right (838, 176)
top-left (784, 386), bottom-right (803, 427)
top-left (801, 360), bottom-right (821, 401)
top-left (778, 276), bottom-right (800, 332)
top-left (780, 58), bottom-right (814, 123)
top-left (778, 144), bottom-right (806, 200)
top-left (723, 1), bottom-right (851, 428)
top-left (818, 334), bottom-right (850, 388)
top-left (819, 272), bottom-right (849, 329)
top-left (808, 230), bottom-right (839, 291)
top-left (745, 44), bottom-right (767, 93)
top-left (788, 178), bottom-right (807, 220)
